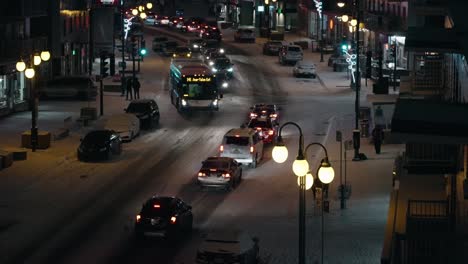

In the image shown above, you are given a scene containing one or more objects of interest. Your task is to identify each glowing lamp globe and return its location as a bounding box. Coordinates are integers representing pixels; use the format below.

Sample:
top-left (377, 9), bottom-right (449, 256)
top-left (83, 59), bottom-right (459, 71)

top-left (146, 3), bottom-right (153, 9)
top-left (297, 173), bottom-right (314, 190)
top-left (33, 55), bottom-right (42, 66)
top-left (292, 158), bottom-right (309, 177)
top-left (341, 15), bottom-right (349, 22)
top-left (350, 19), bottom-right (357, 27)
top-left (25, 68), bottom-right (35, 79)
top-left (132, 9), bottom-right (138, 16)
top-left (337, 2), bottom-right (345, 8)
top-left (318, 165), bottom-right (335, 184)
top-left (272, 145), bottom-right (288, 163)
top-left (140, 12), bottom-right (147, 19)
top-left (40, 51), bottom-right (51, 61)
top-left (16, 61), bottom-right (26, 72)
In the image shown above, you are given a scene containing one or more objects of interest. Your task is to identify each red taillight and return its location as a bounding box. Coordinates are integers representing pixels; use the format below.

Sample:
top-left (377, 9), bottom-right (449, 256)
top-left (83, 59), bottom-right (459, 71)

top-left (256, 127), bottom-right (262, 130)
top-left (268, 130), bottom-right (274, 135)
top-left (153, 204), bottom-right (161, 208)
top-left (220, 145), bottom-right (224, 152)
top-left (170, 216), bottom-right (177, 224)
top-left (270, 114), bottom-right (277, 118)
top-left (136, 214), bottom-right (141, 222)
top-left (250, 146), bottom-right (254, 153)
top-left (222, 173), bottom-right (231, 178)
top-left (250, 113), bottom-right (257, 118)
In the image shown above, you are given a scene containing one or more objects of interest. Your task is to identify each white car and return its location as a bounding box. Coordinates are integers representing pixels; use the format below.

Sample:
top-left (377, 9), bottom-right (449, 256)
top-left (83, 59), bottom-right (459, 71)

top-left (102, 113), bottom-right (140, 142)
top-left (293, 61), bottom-right (317, 78)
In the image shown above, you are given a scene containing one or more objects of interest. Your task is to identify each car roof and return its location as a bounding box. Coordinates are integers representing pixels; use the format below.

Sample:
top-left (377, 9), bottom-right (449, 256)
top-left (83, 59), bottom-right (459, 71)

top-left (225, 128), bottom-right (256, 137)
top-left (204, 156), bottom-right (234, 162)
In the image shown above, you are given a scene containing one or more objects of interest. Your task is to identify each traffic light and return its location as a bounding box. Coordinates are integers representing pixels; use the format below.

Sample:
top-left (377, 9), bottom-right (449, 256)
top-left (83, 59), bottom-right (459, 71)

top-left (130, 37), bottom-right (137, 56)
top-left (139, 39), bottom-right (147, 56)
top-left (100, 54), bottom-right (109, 78)
top-left (276, 7), bottom-right (282, 14)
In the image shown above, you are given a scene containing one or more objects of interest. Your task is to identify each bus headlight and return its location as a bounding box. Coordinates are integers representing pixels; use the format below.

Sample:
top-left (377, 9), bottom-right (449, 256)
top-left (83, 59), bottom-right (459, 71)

top-left (222, 82), bottom-right (228, 88)
top-left (227, 67), bottom-right (233, 72)
top-left (212, 99), bottom-right (218, 106)
top-left (181, 99), bottom-right (187, 106)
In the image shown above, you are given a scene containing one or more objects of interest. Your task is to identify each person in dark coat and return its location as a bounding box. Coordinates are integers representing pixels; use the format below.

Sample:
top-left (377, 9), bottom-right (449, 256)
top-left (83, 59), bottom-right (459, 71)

top-left (372, 125), bottom-right (385, 154)
top-left (133, 77), bottom-right (141, 99)
top-left (126, 77), bottom-right (133, 100)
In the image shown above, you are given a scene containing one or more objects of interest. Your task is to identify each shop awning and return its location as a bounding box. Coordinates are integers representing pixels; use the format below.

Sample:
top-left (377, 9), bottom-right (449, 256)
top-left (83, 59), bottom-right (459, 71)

top-left (405, 27), bottom-right (460, 53)
top-left (391, 99), bottom-right (468, 144)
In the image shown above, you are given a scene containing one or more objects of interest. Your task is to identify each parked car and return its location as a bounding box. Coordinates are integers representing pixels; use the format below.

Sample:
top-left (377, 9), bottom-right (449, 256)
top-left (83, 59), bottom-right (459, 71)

top-left (152, 36), bottom-right (168, 51)
top-left (197, 156), bottom-right (243, 190)
top-left (279, 44), bottom-right (303, 65)
top-left (188, 38), bottom-right (204, 53)
top-left (77, 130), bottom-right (122, 161)
top-left (161, 41), bottom-right (179, 56)
top-left (263, 40), bottom-right (283, 55)
top-left (40, 76), bottom-right (97, 100)
top-left (234, 27), bottom-right (255, 43)
top-left (293, 61), bottom-right (317, 78)
top-left (247, 117), bottom-right (278, 144)
top-left (172, 46), bottom-right (192, 58)
top-left (134, 196), bottom-right (193, 239)
top-left (196, 231), bottom-right (260, 264)
top-left (125, 99), bottom-right (160, 129)
top-left (102, 113), bottom-right (140, 142)
top-left (219, 128), bottom-right (264, 168)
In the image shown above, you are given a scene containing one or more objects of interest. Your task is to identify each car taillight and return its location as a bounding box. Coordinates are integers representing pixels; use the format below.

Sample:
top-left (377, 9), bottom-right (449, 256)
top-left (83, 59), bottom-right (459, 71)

top-left (256, 127), bottom-right (262, 130)
top-left (222, 173), bottom-right (231, 178)
top-left (198, 172), bottom-right (206, 177)
top-left (250, 113), bottom-right (257, 118)
top-left (220, 145), bottom-right (224, 152)
top-left (250, 146), bottom-right (254, 153)
top-left (170, 216), bottom-right (177, 224)
top-left (268, 130), bottom-right (274, 135)
top-left (136, 214), bottom-right (141, 222)
top-left (270, 114), bottom-right (277, 118)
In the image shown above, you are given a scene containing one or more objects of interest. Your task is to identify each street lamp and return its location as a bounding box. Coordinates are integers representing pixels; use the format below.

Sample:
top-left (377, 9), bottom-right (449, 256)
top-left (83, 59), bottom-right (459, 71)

top-left (146, 2), bottom-right (153, 9)
top-left (272, 122), bottom-right (334, 264)
top-left (131, 9), bottom-right (138, 16)
top-left (16, 50), bottom-right (51, 152)
top-left (341, 14), bottom-right (349, 22)
top-left (337, 1), bottom-right (345, 8)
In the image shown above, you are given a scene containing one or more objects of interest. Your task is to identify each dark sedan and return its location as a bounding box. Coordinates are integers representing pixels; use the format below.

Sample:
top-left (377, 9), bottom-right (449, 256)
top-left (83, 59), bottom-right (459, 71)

top-left (77, 130), bottom-right (122, 161)
top-left (134, 196), bottom-right (193, 240)
top-left (263, 41), bottom-right (283, 55)
top-left (125, 99), bottom-right (160, 129)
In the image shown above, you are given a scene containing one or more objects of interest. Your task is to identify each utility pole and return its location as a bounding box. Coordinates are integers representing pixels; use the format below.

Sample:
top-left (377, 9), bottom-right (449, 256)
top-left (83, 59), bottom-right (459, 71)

top-left (121, 0), bottom-right (126, 96)
top-left (353, 0), bottom-right (362, 161)
top-left (393, 40), bottom-right (397, 92)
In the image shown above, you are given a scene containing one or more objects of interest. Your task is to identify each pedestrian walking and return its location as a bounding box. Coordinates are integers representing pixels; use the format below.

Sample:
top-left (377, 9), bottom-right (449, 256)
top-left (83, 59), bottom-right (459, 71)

top-left (126, 77), bottom-right (133, 100)
top-left (372, 125), bottom-right (385, 154)
top-left (133, 77), bottom-right (141, 99)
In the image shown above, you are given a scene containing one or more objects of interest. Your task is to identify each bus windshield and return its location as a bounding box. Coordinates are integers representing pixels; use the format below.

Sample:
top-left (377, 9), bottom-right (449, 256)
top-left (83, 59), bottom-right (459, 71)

top-left (182, 83), bottom-right (216, 99)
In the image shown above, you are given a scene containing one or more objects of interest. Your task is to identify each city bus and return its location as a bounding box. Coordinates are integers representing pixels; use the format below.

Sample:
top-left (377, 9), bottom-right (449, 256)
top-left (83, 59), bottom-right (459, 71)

top-left (169, 59), bottom-right (222, 112)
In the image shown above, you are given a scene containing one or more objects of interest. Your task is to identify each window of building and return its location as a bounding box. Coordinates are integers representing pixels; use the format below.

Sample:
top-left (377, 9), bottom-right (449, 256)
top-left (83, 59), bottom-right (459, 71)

top-left (14, 72), bottom-right (25, 103)
top-left (0, 76), bottom-right (7, 107)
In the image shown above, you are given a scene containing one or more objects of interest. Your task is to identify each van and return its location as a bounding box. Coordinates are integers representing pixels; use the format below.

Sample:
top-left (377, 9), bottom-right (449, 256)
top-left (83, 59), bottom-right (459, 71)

top-left (40, 76), bottom-right (97, 100)
top-left (219, 128), bottom-right (264, 168)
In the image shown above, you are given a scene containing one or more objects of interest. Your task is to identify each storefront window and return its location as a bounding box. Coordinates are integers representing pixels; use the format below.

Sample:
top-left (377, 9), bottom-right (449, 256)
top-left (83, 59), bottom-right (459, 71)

top-left (14, 72), bottom-right (25, 103)
top-left (0, 76), bottom-right (7, 107)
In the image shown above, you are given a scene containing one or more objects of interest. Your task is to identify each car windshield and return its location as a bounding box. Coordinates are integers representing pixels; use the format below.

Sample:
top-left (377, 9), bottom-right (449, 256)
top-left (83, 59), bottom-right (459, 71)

top-left (288, 47), bottom-right (301, 52)
top-left (225, 136), bottom-right (249, 146)
top-left (82, 131), bottom-right (110, 145)
top-left (127, 103), bottom-right (150, 113)
top-left (202, 160), bottom-right (229, 169)
top-left (249, 119), bottom-right (271, 128)
top-left (215, 58), bottom-right (231, 67)
top-left (176, 47), bottom-right (190, 52)
top-left (182, 83), bottom-right (217, 99)
top-left (141, 197), bottom-right (176, 217)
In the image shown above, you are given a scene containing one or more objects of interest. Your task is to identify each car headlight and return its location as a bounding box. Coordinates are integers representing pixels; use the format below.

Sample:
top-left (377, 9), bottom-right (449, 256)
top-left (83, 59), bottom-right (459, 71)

top-left (227, 67), bottom-right (233, 72)
top-left (211, 68), bottom-right (218, 72)
top-left (209, 61), bottom-right (214, 66)
top-left (212, 99), bottom-right (218, 106)
top-left (219, 48), bottom-right (225, 53)
top-left (193, 44), bottom-right (199, 48)
top-left (181, 99), bottom-right (187, 106)
top-left (187, 53), bottom-right (191, 57)
top-left (222, 82), bottom-right (228, 88)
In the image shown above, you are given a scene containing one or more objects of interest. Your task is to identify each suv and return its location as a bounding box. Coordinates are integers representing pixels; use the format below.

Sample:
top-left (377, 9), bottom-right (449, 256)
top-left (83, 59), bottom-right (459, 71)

top-left (219, 128), bottom-right (264, 168)
top-left (234, 28), bottom-right (255, 43)
top-left (279, 44), bottom-right (303, 65)
top-left (125, 99), bottom-right (160, 129)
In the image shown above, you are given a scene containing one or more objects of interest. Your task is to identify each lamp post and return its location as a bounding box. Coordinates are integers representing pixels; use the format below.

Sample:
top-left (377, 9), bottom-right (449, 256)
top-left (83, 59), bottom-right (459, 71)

top-left (353, 0), bottom-right (362, 161)
top-left (16, 51), bottom-right (51, 152)
top-left (272, 121), bottom-right (334, 264)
